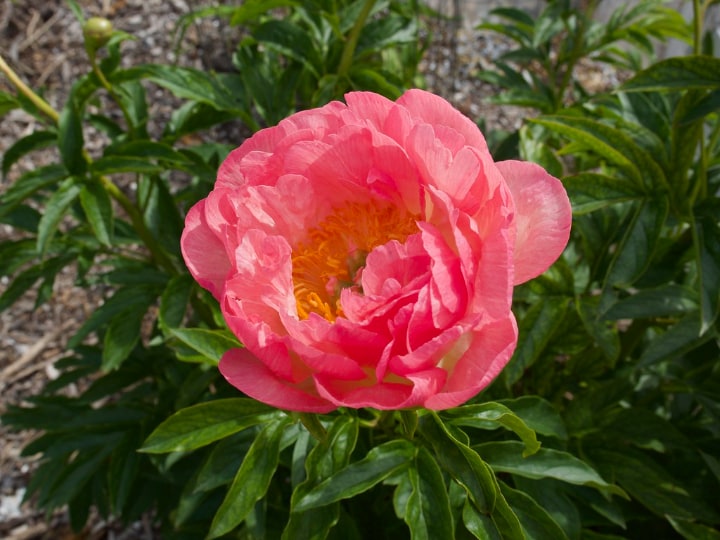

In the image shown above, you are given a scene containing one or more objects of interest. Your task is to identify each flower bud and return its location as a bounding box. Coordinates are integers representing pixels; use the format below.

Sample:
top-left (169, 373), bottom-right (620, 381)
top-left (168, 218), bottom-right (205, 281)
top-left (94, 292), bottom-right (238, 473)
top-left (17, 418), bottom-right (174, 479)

top-left (83, 17), bottom-right (113, 51)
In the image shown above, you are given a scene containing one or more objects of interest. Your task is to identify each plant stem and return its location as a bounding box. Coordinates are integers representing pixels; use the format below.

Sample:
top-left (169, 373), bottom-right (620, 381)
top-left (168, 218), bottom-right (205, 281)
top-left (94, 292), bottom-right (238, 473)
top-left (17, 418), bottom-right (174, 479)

top-left (0, 53), bottom-right (60, 123)
top-left (99, 175), bottom-right (178, 275)
top-left (297, 413), bottom-right (327, 441)
top-left (337, 0), bottom-right (377, 77)
top-left (692, 0), bottom-right (704, 56)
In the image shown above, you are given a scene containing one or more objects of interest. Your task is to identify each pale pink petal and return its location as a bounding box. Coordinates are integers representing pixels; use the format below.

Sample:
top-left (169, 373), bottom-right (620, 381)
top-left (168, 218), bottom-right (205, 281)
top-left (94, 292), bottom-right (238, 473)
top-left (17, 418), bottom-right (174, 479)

top-left (220, 348), bottom-right (335, 413)
top-left (344, 91), bottom-right (396, 131)
top-left (181, 200), bottom-right (231, 299)
top-left (424, 316), bottom-right (518, 409)
top-left (496, 160), bottom-right (572, 284)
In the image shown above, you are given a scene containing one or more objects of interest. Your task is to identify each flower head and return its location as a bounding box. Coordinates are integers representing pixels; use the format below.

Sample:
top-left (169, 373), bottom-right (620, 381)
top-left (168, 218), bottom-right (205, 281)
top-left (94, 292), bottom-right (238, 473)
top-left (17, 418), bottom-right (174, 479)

top-left (181, 90), bottom-right (571, 412)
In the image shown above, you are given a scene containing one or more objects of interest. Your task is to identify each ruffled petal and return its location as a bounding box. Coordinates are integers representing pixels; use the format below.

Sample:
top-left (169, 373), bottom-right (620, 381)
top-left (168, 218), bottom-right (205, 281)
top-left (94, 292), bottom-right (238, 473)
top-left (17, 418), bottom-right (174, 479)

top-left (180, 199), bottom-right (231, 299)
top-left (220, 348), bottom-right (335, 412)
top-left (497, 160), bottom-right (572, 284)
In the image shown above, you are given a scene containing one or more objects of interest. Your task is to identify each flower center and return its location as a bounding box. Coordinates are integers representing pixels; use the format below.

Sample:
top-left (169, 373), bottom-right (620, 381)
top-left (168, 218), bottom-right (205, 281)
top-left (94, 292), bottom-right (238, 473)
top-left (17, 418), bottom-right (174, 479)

top-left (292, 200), bottom-right (418, 321)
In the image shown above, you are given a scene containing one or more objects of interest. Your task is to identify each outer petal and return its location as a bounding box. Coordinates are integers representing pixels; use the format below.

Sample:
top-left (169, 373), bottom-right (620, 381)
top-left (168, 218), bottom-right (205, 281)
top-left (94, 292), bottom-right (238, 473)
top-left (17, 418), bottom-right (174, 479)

top-left (219, 348), bottom-right (335, 413)
top-left (180, 199), bottom-right (231, 299)
top-left (496, 160), bottom-right (572, 284)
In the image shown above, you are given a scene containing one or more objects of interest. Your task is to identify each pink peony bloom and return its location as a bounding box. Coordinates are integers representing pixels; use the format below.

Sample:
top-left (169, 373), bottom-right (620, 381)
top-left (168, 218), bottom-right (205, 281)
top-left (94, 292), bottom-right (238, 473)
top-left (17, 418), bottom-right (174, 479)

top-left (181, 90), bottom-right (571, 412)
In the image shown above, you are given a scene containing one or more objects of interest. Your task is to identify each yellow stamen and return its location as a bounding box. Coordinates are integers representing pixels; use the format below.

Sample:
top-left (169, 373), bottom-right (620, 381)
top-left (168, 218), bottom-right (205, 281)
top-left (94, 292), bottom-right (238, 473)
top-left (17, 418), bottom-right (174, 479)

top-left (292, 200), bottom-right (418, 321)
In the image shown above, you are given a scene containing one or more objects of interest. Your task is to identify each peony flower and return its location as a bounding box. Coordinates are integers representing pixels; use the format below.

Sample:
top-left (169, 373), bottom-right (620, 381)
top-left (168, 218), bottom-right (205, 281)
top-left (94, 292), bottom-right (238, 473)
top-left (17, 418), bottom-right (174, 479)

top-left (181, 90), bottom-right (571, 412)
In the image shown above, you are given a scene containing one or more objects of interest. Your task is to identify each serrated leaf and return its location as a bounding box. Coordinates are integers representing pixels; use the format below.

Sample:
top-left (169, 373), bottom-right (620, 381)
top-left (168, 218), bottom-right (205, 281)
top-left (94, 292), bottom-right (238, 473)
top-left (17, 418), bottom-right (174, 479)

top-left (443, 402), bottom-right (541, 456)
top-left (140, 398), bottom-right (279, 453)
top-left (293, 439), bottom-right (415, 512)
top-left (208, 416), bottom-right (291, 539)
top-left (476, 441), bottom-right (626, 497)
top-left (36, 177), bottom-right (83, 255)
top-left (622, 56), bottom-right (720, 92)
top-left (79, 181), bottom-right (113, 246)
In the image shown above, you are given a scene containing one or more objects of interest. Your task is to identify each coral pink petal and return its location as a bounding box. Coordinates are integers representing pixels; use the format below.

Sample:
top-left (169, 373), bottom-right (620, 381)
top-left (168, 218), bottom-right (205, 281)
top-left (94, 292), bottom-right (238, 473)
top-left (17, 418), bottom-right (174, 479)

top-left (496, 160), bottom-right (572, 284)
top-left (220, 348), bottom-right (335, 413)
top-left (397, 89), bottom-right (489, 152)
top-left (314, 375), bottom-right (414, 410)
top-left (181, 200), bottom-right (231, 299)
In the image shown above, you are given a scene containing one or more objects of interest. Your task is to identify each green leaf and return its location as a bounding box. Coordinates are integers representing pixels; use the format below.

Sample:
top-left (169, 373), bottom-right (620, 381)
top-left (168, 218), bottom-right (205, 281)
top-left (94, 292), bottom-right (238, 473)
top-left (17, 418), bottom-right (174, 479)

top-left (638, 312), bottom-right (717, 367)
top-left (293, 439), bottom-right (415, 512)
top-left (0, 164), bottom-right (68, 220)
top-left (603, 284), bottom-right (698, 320)
top-left (284, 415), bottom-right (360, 540)
top-left (443, 402), bottom-right (541, 456)
top-left (36, 177), bottom-right (83, 255)
top-left (0, 255), bottom-right (74, 311)
top-left (158, 275), bottom-right (194, 330)
top-left (167, 327), bottom-right (241, 364)
top-left (563, 173), bottom-right (643, 215)
top-left (401, 447), bottom-right (454, 540)
top-left (505, 296), bottom-right (570, 385)
top-left (90, 156), bottom-right (164, 175)
top-left (104, 140), bottom-right (191, 165)
top-left (253, 20), bottom-right (323, 79)
top-left (578, 296), bottom-right (620, 362)
top-left (418, 413), bottom-right (497, 514)
top-left (116, 64), bottom-right (246, 113)
top-left (0, 90), bottom-right (20, 116)
top-left (208, 416), bottom-right (291, 539)
top-left (513, 478), bottom-right (580, 540)
top-left (693, 215), bottom-right (720, 334)
top-left (476, 441), bottom-right (626, 497)
top-left (229, 0), bottom-right (299, 25)
top-left (79, 181), bottom-right (113, 246)
top-left (462, 501), bottom-right (503, 540)
top-left (2, 130), bottom-right (57, 178)
top-left (101, 302), bottom-right (146, 371)
top-left (68, 285), bottom-right (159, 348)
top-left (58, 100), bottom-right (86, 175)
top-left (496, 396), bottom-right (568, 440)
top-left (501, 483), bottom-right (569, 540)
top-left (591, 449), bottom-right (719, 522)
top-left (668, 517), bottom-right (720, 540)
top-left (622, 56), bottom-right (720, 92)
top-left (604, 198), bottom-right (668, 290)
top-left (140, 398), bottom-right (279, 453)
top-left (532, 116), bottom-right (665, 190)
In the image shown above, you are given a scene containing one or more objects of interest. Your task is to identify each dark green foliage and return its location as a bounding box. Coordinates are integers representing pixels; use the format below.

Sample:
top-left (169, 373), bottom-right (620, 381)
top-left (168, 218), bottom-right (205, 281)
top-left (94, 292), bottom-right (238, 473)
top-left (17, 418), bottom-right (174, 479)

top-left (1, 0), bottom-right (719, 538)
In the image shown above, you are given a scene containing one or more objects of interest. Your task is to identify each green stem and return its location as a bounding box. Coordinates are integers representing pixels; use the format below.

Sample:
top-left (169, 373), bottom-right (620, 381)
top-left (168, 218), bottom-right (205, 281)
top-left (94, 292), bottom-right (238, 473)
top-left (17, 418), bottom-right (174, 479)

top-left (0, 53), bottom-right (59, 123)
top-left (337, 0), bottom-right (377, 77)
top-left (87, 49), bottom-right (136, 137)
top-left (297, 413), bottom-right (327, 441)
top-left (99, 175), bottom-right (178, 275)
top-left (692, 0), bottom-right (704, 56)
